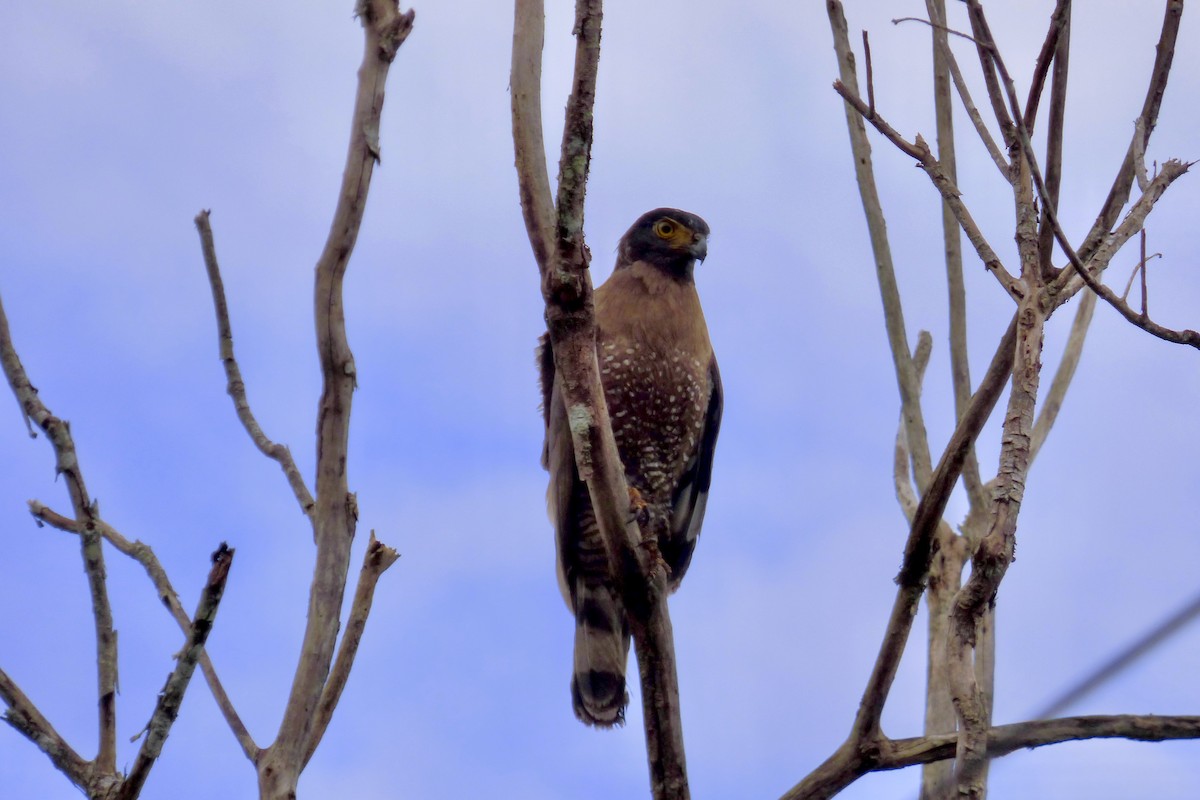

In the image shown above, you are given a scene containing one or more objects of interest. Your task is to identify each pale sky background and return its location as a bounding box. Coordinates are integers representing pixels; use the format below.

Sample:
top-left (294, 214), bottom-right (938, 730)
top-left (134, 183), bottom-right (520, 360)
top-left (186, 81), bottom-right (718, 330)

top-left (2, 1), bottom-right (1199, 799)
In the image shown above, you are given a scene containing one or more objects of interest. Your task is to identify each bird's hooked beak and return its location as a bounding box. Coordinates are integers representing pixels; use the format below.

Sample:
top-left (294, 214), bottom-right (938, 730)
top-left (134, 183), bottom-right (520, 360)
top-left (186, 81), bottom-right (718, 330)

top-left (689, 232), bottom-right (708, 263)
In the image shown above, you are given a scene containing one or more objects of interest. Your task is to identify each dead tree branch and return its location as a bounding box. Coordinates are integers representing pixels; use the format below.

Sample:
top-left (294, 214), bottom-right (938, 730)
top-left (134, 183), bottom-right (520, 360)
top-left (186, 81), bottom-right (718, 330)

top-left (302, 532), bottom-right (400, 769)
top-left (250, 3), bottom-right (412, 797)
top-left (195, 210), bottom-right (316, 519)
top-left (782, 714), bottom-right (1200, 799)
top-left (3, 286), bottom-right (243, 798)
top-left (829, 5), bottom-right (933, 492)
top-left (0, 290), bottom-right (118, 781)
top-left (118, 545), bottom-right (234, 800)
top-left (27, 501), bottom-right (259, 761)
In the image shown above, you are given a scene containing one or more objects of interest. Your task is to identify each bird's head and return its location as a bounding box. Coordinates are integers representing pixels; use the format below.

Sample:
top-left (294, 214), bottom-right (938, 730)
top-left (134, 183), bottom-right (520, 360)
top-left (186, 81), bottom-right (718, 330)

top-left (616, 208), bottom-right (710, 279)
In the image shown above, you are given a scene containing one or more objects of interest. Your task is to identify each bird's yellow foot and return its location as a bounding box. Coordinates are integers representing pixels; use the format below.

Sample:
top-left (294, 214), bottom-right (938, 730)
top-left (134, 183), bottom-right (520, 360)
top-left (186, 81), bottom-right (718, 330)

top-left (627, 486), bottom-right (650, 528)
top-left (638, 532), bottom-right (672, 582)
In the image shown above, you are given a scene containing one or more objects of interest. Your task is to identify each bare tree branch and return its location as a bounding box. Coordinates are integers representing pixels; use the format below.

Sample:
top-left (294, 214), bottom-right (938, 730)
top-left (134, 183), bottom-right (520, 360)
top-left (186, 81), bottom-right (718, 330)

top-left (254, 4), bottom-right (413, 796)
top-left (1021, 0), bottom-right (1071, 133)
top-left (924, 0), bottom-right (987, 514)
top-left (27, 501), bottom-right (260, 762)
top-left (1034, 2), bottom-right (1071, 282)
top-left (510, 0), bottom-right (556, 275)
top-left (1082, 0), bottom-right (1183, 258)
top-left (1029, 291), bottom-right (1094, 464)
top-left (119, 545), bottom-right (234, 800)
top-left (194, 210), bottom-right (316, 520)
top-left (855, 314), bottom-right (1018, 745)
top-left (782, 715), bottom-right (1200, 800)
top-left (962, 0), bottom-right (1016, 155)
top-left (0, 291), bottom-right (118, 775)
top-left (302, 532), bottom-right (399, 768)
top-left (1044, 159), bottom-right (1196, 345)
top-left (898, 9), bottom-right (1008, 176)
top-left (831, 82), bottom-right (1024, 303)
top-left (829, 2), bottom-right (933, 493)
top-left (0, 668), bottom-right (91, 788)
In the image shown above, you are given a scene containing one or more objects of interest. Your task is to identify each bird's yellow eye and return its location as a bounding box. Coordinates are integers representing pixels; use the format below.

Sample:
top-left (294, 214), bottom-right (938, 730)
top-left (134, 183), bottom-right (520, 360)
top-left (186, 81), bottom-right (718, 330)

top-left (653, 220), bottom-right (676, 239)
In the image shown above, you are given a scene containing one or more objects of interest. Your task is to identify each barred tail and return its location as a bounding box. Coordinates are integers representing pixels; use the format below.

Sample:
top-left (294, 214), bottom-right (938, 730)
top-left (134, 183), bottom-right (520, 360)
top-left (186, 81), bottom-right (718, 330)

top-left (571, 579), bottom-right (631, 727)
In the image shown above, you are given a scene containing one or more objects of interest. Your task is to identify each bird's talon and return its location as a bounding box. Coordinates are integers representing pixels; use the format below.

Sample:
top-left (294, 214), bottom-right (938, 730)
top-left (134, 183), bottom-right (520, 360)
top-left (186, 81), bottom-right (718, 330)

top-left (627, 486), bottom-right (650, 528)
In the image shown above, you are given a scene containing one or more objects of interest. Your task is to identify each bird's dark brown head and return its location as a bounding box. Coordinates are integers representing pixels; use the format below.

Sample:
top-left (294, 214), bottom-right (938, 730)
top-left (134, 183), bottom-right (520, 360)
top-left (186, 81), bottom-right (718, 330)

top-left (616, 208), bottom-right (710, 279)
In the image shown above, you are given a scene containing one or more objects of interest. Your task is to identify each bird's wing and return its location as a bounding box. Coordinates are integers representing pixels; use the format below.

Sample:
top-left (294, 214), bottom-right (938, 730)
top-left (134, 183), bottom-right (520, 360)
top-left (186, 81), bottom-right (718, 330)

top-left (665, 355), bottom-right (723, 589)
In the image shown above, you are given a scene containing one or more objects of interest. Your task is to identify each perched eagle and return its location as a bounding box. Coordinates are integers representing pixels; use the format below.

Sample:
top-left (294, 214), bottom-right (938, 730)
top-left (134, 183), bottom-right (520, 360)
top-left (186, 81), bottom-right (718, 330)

top-left (539, 208), bottom-right (722, 726)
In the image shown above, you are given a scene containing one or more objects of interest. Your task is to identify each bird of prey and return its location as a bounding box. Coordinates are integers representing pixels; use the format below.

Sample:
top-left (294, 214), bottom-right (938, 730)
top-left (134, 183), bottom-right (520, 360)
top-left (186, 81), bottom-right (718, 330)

top-left (539, 208), bottom-right (722, 727)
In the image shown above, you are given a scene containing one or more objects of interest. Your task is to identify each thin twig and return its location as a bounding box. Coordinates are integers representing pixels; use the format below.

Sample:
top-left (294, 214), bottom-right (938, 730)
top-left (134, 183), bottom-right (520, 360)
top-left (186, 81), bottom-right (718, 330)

top-left (1119, 249), bottom-right (1161, 302)
top-left (891, 16), bottom-right (987, 47)
top-left (832, 81), bottom-right (1023, 302)
top-left (119, 545), bottom-right (235, 800)
top-left (919, 0), bottom-right (1007, 176)
top-left (1140, 228), bottom-right (1149, 316)
top-left (194, 210), bottom-right (316, 520)
top-left (862, 30), bottom-right (875, 118)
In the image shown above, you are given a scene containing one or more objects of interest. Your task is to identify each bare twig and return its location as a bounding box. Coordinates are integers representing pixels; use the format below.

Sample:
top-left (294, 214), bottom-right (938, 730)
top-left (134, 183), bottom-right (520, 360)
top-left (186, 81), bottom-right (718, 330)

top-left (916, 0), bottom-right (1007, 176)
top-left (119, 545), bottom-right (234, 800)
top-left (194, 210), bottom-right (316, 520)
top-left (891, 16), bottom-right (985, 47)
top-left (302, 533), bottom-right (399, 768)
top-left (1140, 229), bottom-right (1149, 316)
top-left (832, 82), bottom-right (1024, 302)
top-left (862, 30), bottom-right (875, 118)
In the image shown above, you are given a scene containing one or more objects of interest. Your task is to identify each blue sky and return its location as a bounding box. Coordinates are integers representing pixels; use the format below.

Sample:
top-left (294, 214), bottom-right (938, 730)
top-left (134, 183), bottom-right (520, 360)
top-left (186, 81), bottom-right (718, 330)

top-left (2, 1), bottom-right (1199, 798)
